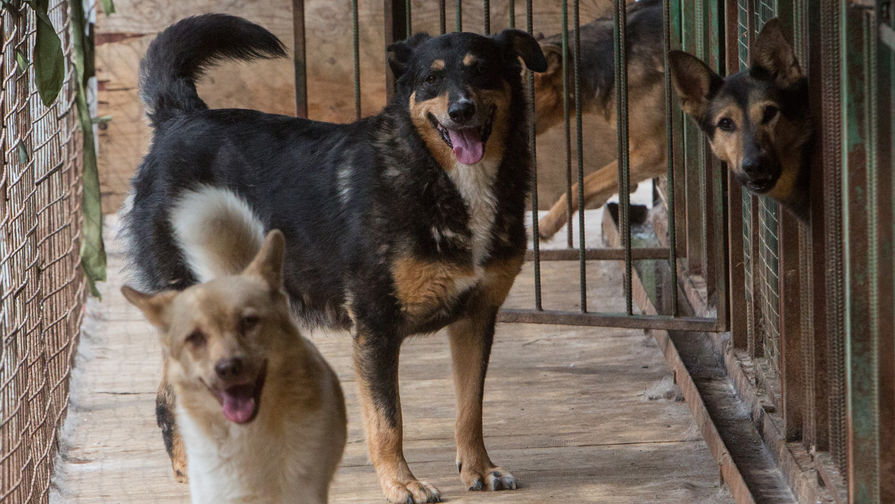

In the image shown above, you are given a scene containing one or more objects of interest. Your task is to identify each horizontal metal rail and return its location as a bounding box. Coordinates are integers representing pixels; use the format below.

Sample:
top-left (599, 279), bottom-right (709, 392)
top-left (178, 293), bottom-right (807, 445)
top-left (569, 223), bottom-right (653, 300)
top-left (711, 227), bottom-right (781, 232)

top-left (497, 309), bottom-right (722, 331)
top-left (526, 248), bottom-right (671, 261)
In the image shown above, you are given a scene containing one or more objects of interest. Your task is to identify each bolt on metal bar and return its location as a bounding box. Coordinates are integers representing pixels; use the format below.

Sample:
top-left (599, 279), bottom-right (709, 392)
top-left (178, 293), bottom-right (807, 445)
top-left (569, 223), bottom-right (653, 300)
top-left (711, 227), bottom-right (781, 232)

top-left (405, 0), bottom-right (412, 35)
top-left (483, 0), bottom-right (490, 33)
top-left (439, 0), bottom-right (446, 34)
top-left (574, 0), bottom-right (587, 312)
top-left (351, 0), bottom-right (361, 120)
top-left (291, 0), bottom-right (308, 118)
top-left (456, 0), bottom-right (462, 32)
top-left (562, 1), bottom-right (573, 248)
top-left (613, 0), bottom-right (632, 315)
top-left (663, 0), bottom-right (678, 315)
top-left (526, 0), bottom-right (542, 310)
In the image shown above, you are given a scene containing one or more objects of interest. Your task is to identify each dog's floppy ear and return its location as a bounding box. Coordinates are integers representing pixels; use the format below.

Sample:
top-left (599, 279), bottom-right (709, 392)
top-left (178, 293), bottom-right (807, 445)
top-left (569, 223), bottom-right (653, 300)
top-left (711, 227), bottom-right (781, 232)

top-left (668, 50), bottom-right (724, 122)
top-left (121, 285), bottom-right (178, 329)
top-left (750, 18), bottom-right (802, 88)
top-left (244, 229), bottom-right (286, 291)
top-left (494, 29), bottom-right (548, 72)
top-left (387, 33), bottom-right (431, 79)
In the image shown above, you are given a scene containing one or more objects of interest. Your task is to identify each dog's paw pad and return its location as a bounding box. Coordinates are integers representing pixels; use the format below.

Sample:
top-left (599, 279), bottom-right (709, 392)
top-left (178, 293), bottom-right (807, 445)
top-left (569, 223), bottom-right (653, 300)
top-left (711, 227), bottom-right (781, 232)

top-left (383, 479), bottom-right (441, 504)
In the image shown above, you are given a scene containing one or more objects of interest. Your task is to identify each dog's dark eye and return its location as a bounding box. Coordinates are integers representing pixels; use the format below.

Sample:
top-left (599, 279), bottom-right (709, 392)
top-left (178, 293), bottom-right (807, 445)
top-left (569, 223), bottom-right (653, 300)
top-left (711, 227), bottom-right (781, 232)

top-left (717, 117), bottom-right (736, 132)
top-left (476, 62), bottom-right (488, 74)
top-left (425, 73), bottom-right (440, 85)
top-left (239, 313), bottom-right (260, 333)
top-left (186, 330), bottom-right (206, 347)
top-left (762, 105), bottom-right (779, 124)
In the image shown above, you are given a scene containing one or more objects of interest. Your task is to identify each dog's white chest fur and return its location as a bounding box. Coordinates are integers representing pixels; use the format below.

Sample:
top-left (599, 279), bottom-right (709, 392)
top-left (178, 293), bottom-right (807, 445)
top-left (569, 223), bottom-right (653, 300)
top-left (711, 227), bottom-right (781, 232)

top-left (179, 405), bottom-right (329, 504)
top-left (448, 159), bottom-right (499, 266)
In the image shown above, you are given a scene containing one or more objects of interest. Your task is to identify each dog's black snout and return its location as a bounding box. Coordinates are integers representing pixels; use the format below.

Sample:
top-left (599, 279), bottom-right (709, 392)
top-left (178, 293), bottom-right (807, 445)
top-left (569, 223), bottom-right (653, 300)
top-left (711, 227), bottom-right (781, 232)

top-left (215, 357), bottom-right (244, 379)
top-left (448, 99), bottom-right (476, 123)
top-left (742, 156), bottom-right (767, 178)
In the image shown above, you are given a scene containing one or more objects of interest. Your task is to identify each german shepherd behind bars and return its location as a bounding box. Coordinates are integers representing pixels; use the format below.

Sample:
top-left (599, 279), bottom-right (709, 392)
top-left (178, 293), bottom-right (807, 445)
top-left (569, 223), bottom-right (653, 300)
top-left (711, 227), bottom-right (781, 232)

top-left (122, 13), bottom-right (546, 504)
top-left (534, 3), bottom-right (810, 240)
top-left (669, 17), bottom-right (811, 220)
top-left (122, 229), bottom-right (347, 504)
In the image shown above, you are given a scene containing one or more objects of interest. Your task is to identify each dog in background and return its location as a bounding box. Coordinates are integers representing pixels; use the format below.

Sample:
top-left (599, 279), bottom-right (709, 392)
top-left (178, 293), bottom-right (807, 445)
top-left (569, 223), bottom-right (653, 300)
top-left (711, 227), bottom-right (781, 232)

top-left (533, 0), bottom-right (665, 239)
top-left (669, 18), bottom-right (811, 220)
top-left (122, 224), bottom-right (346, 504)
top-left (123, 13), bottom-right (546, 504)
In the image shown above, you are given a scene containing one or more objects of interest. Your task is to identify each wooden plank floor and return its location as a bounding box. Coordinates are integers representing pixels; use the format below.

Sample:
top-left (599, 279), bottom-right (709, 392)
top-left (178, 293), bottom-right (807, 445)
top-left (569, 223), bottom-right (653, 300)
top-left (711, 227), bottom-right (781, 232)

top-left (51, 217), bottom-right (732, 503)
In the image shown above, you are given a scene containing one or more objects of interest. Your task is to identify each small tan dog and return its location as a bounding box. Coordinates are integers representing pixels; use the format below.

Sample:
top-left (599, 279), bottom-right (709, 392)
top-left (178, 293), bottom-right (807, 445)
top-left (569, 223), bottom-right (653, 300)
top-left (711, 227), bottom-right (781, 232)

top-left (122, 229), bottom-right (346, 504)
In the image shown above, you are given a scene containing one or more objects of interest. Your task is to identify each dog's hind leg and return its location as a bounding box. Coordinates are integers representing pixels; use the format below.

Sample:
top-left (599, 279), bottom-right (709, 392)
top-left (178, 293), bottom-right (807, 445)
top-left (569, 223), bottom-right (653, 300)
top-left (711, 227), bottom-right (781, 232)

top-left (353, 330), bottom-right (442, 504)
top-left (537, 144), bottom-right (666, 240)
top-left (156, 360), bottom-right (188, 483)
top-left (538, 158), bottom-right (620, 240)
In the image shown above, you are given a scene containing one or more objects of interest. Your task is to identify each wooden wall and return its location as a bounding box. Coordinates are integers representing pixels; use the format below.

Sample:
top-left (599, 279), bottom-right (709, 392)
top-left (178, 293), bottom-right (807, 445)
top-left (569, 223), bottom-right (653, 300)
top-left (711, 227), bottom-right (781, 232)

top-left (96, 0), bottom-right (630, 213)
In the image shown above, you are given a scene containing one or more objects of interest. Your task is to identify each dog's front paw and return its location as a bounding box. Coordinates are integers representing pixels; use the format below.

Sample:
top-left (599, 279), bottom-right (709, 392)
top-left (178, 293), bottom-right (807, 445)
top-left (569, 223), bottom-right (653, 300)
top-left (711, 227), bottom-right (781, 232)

top-left (459, 462), bottom-right (518, 492)
top-left (381, 478), bottom-right (442, 503)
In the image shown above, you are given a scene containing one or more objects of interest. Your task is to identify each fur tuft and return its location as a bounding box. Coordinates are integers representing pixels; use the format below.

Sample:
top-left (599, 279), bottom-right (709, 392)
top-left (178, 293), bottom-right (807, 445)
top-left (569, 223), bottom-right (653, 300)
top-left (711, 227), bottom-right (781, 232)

top-left (139, 14), bottom-right (286, 127)
top-left (169, 186), bottom-right (266, 283)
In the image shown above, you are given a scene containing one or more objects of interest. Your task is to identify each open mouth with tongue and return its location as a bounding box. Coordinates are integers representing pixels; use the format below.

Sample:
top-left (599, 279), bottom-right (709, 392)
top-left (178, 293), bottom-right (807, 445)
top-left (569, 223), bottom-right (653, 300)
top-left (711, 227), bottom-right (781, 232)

top-left (428, 108), bottom-right (494, 165)
top-left (207, 361), bottom-right (267, 424)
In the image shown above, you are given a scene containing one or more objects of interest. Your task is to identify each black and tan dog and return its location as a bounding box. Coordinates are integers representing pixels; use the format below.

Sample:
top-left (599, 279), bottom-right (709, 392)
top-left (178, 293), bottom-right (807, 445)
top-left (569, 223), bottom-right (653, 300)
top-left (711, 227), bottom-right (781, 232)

top-left (534, 0), bottom-right (665, 239)
top-left (669, 18), bottom-right (811, 220)
top-left (123, 13), bottom-right (545, 504)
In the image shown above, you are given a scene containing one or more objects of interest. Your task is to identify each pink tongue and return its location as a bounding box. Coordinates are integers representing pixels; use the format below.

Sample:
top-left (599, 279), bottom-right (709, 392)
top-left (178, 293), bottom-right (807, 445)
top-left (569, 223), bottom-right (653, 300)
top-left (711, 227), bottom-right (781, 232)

top-left (448, 128), bottom-right (484, 165)
top-left (221, 386), bottom-right (256, 424)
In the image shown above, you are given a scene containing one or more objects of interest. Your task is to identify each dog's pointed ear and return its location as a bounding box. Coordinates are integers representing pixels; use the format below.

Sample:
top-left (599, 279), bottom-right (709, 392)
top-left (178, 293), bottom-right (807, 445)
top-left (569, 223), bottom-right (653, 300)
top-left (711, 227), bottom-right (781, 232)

top-left (750, 18), bottom-right (802, 88)
top-left (121, 285), bottom-right (178, 329)
top-left (494, 29), bottom-right (548, 72)
top-left (668, 50), bottom-right (724, 121)
top-left (244, 229), bottom-right (286, 291)
top-left (387, 33), bottom-right (431, 79)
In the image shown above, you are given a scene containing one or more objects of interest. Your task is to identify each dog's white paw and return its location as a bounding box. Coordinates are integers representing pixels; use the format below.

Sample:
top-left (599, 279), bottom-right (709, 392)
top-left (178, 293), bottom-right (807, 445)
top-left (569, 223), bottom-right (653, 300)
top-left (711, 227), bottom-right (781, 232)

top-left (381, 478), bottom-right (442, 503)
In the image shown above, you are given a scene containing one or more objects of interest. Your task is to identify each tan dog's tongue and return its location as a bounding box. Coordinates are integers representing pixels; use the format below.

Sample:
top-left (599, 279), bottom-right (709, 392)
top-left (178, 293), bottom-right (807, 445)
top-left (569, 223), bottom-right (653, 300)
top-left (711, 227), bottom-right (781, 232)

top-left (448, 128), bottom-right (484, 165)
top-left (221, 386), bottom-right (256, 424)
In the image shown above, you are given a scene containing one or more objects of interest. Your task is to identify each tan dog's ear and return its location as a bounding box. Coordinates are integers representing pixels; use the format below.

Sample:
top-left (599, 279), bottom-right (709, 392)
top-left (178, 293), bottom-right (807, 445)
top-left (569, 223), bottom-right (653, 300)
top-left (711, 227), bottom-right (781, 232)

top-left (750, 18), bottom-right (801, 88)
top-left (121, 285), bottom-right (177, 329)
top-left (668, 50), bottom-right (724, 122)
top-left (244, 229), bottom-right (285, 291)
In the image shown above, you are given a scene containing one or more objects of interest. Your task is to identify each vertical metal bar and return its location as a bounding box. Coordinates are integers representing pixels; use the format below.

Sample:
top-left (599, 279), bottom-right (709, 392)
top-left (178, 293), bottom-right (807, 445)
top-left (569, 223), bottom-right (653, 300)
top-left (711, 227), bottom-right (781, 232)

top-left (562, 1), bottom-right (573, 248)
top-left (613, 0), bottom-right (632, 315)
top-left (664, 0), bottom-right (679, 316)
top-left (527, 0), bottom-right (542, 310)
top-left (574, 0), bottom-right (587, 312)
top-left (291, 0), bottom-right (308, 118)
top-left (440, 0), bottom-right (447, 34)
top-left (456, 0), bottom-right (463, 32)
top-left (483, 0), bottom-right (490, 34)
top-left (383, 0), bottom-right (408, 102)
top-left (842, 5), bottom-right (881, 502)
top-left (508, 0), bottom-right (515, 29)
top-left (820, 0), bottom-right (847, 475)
top-left (405, 0), bottom-right (412, 35)
top-left (779, 214), bottom-right (804, 441)
top-left (351, 0), bottom-right (361, 120)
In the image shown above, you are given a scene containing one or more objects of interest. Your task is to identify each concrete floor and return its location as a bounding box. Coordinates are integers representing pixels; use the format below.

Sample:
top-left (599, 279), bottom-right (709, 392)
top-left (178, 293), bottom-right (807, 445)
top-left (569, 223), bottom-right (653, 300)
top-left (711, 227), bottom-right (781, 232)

top-left (51, 216), bottom-right (732, 503)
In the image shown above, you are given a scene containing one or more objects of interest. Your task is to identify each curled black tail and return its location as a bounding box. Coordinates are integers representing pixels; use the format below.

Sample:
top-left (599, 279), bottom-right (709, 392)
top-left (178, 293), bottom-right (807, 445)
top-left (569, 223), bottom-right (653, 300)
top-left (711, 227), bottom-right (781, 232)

top-left (139, 14), bottom-right (286, 127)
